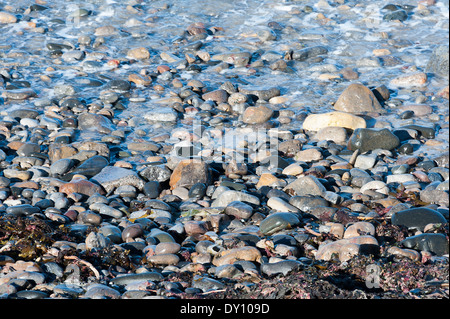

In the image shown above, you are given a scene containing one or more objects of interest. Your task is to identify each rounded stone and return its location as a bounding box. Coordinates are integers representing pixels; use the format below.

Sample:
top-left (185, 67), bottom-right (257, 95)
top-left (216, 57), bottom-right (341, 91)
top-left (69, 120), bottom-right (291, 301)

top-left (343, 222), bottom-right (376, 238)
top-left (401, 233), bottom-right (449, 256)
top-left (155, 242), bottom-right (181, 255)
top-left (333, 83), bottom-right (384, 114)
top-left (225, 201), bottom-right (254, 220)
top-left (259, 212), bottom-right (300, 235)
top-left (122, 224), bottom-right (144, 241)
top-left (147, 254), bottom-right (180, 266)
top-left (348, 128), bottom-right (400, 153)
top-left (242, 105), bottom-right (274, 124)
top-left (391, 207), bottom-right (447, 231)
top-left (303, 111), bottom-right (366, 132)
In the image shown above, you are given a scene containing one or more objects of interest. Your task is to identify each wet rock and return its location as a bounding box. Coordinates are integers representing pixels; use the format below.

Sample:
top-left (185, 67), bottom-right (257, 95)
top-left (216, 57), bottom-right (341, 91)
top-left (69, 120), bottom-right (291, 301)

top-left (139, 165), bottom-right (172, 182)
top-left (50, 158), bottom-right (76, 176)
top-left (60, 179), bottom-right (105, 196)
top-left (192, 275), bottom-right (226, 292)
top-left (313, 127), bottom-right (347, 145)
top-left (316, 235), bottom-right (379, 262)
top-left (128, 141), bottom-right (160, 153)
top-left (155, 242), bottom-right (181, 255)
top-left (260, 260), bottom-right (302, 276)
top-left (202, 89), bottom-right (229, 104)
top-left (85, 231), bottom-right (109, 250)
top-left (419, 189), bottom-right (449, 207)
top-left (401, 233), bottom-right (449, 256)
top-left (70, 156), bottom-right (109, 178)
top-left (289, 196), bottom-right (329, 212)
top-left (401, 124), bottom-right (436, 139)
top-left (17, 143), bottom-right (40, 157)
top-left (147, 254), bottom-right (180, 266)
top-left (122, 224), bottom-right (144, 241)
top-left (283, 175), bottom-right (327, 197)
top-left (188, 182), bottom-right (206, 199)
top-left (426, 45), bottom-right (449, 79)
top-left (348, 128), bottom-right (400, 153)
top-left (110, 272), bottom-right (164, 286)
top-left (143, 181), bottom-right (161, 198)
top-left (259, 212), bottom-right (300, 235)
top-left (84, 284), bottom-right (121, 299)
top-left (211, 51), bottom-right (252, 66)
top-left (212, 190), bottom-right (260, 207)
top-left (398, 104), bottom-right (433, 117)
top-left (212, 246), bottom-right (262, 266)
top-left (343, 222), bottom-right (376, 238)
top-left (242, 105), bottom-right (274, 124)
top-left (91, 166), bottom-right (145, 193)
top-left (2, 89), bottom-right (37, 100)
top-left (383, 10), bottom-right (408, 21)
top-left (225, 201), bottom-right (254, 220)
top-left (267, 197), bottom-right (299, 212)
top-left (99, 225), bottom-right (122, 243)
top-left (294, 148), bottom-right (323, 162)
top-left (334, 83), bottom-right (384, 114)
top-left (127, 47), bottom-right (150, 60)
top-left (106, 79), bottom-right (131, 93)
top-left (169, 159), bottom-right (212, 189)
top-left (433, 152), bottom-right (449, 168)
top-left (6, 204), bottom-right (40, 216)
top-left (238, 87), bottom-right (280, 101)
top-left (292, 46), bottom-right (328, 61)
top-left (0, 11), bottom-right (17, 23)
top-left (390, 72), bottom-right (427, 88)
top-left (78, 113), bottom-right (113, 134)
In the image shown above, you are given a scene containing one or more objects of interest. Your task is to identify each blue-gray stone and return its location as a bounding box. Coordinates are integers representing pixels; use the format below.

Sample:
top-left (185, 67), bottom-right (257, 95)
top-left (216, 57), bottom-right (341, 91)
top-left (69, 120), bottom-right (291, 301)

top-left (392, 207), bottom-right (447, 231)
top-left (401, 233), bottom-right (449, 256)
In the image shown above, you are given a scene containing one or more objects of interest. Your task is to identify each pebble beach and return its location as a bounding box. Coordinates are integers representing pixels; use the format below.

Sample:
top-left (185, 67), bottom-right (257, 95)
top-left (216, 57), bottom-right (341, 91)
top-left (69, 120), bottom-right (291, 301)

top-left (0, 0), bottom-right (449, 300)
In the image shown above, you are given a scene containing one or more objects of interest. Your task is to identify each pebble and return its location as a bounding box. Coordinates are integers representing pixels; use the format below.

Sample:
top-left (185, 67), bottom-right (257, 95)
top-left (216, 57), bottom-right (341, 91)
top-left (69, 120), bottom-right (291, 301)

top-left (426, 45), bottom-right (449, 79)
top-left (391, 207), bottom-right (447, 231)
top-left (260, 260), bottom-right (302, 276)
top-left (333, 83), bottom-right (384, 113)
top-left (302, 111), bottom-right (366, 132)
top-left (0, 11), bottom-right (17, 24)
top-left (225, 201), bottom-right (254, 220)
top-left (212, 190), bottom-right (260, 207)
top-left (316, 236), bottom-right (379, 262)
top-left (348, 128), bottom-right (400, 153)
top-left (242, 105), bottom-right (274, 124)
top-left (212, 246), bottom-right (262, 266)
top-left (389, 72), bottom-right (428, 88)
top-left (401, 233), bottom-right (449, 256)
top-left (259, 212), bottom-right (300, 235)
top-left (267, 197), bottom-right (299, 212)
top-left (283, 175), bottom-right (327, 197)
top-left (169, 159), bottom-right (212, 190)
top-left (91, 166), bottom-right (145, 193)
top-left (84, 284), bottom-right (121, 299)
top-left (127, 47), bottom-right (150, 60)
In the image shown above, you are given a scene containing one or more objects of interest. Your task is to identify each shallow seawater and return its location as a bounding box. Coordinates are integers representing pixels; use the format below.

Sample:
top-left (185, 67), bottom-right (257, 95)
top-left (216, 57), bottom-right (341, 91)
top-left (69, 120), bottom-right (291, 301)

top-left (0, 0), bottom-right (449, 158)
